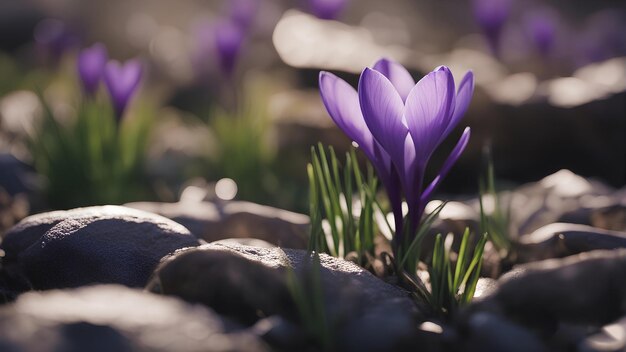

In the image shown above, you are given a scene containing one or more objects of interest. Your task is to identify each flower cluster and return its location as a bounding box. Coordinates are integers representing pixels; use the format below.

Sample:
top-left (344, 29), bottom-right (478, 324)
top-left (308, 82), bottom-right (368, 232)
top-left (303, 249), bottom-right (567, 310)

top-left (319, 58), bottom-right (474, 251)
top-left (77, 43), bottom-right (143, 120)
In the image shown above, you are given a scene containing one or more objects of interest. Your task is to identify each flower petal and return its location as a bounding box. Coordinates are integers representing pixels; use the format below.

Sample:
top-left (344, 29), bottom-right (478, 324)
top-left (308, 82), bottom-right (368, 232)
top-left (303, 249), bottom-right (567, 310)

top-left (372, 58), bottom-right (415, 103)
top-left (104, 59), bottom-right (143, 118)
top-left (404, 66), bottom-right (456, 163)
top-left (319, 71), bottom-right (375, 158)
top-left (358, 67), bottom-right (408, 172)
top-left (420, 127), bottom-right (471, 204)
top-left (443, 70), bottom-right (474, 139)
top-left (77, 43), bottom-right (108, 95)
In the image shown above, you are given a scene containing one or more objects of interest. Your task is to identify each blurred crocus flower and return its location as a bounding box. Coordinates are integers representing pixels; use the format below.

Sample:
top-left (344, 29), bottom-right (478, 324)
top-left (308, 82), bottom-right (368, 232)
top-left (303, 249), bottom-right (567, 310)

top-left (524, 10), bottom-right (557, 56)
top-left (574, 9), bottom-right (626, 66)
top-left (319, 59), bottom-right (473, 244)
top-left (228, 0), bottom-right (259, 31)
top-left (34, 19), bottom-right (80, 63)
top-left (103, 59), bottom-right (143, 119)
top-left (77, 43), bottom-right (108, 96)
top-left (307, 0), bottom-right (348, 20)
top-left (214, 21), bottom-right (246, 76)
top-left (472, 0), bottom-right (513, 54)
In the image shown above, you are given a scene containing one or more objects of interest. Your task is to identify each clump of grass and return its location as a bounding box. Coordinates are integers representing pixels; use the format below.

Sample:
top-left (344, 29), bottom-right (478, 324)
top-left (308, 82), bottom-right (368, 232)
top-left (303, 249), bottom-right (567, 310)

top-left (307, 143), bottom-right (378, 265)
top-left (31, 94), bottom-right (153, 208)
top-left (203, 74), bottom-right (281, 205)
top-left (478, 146), bottom-right (512, 256)
top-left (285, 251), bottom-right (334, 351)
top-left (425, 228), bottom-right (488, 317)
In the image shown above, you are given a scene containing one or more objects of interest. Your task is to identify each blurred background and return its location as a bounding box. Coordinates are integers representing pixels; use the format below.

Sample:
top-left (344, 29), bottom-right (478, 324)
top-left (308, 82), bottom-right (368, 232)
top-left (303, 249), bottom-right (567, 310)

top-left (0, 0), bottom-right (624, 217)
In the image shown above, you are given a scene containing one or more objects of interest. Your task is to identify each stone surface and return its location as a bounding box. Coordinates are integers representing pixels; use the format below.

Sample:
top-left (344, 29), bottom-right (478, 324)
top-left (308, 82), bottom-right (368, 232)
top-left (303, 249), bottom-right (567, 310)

top-left (0, 153), bottom-right (38, 197)
top-left (0, 284), bottom-right (268, 352)
top-left (148, 242), bottom-right (421, 352)
top-left (483, 249), bottom-right (626, 327)
top-left (515, 223), bottom-right (626, 262)
top-left (559, 204), bottom-right (626, 232)
top-left (126, 200), bottom-right (308, 249)
top-left (459, 312), bottom-right (548, 352)
top-left (511, 170), bottom-right (615, 238)
top-left (0, 205), bottom-right (199, 291)
top-left (579, 315), bottom-right (626, 352)
top-left (148, 245), bottom-right (295, 325)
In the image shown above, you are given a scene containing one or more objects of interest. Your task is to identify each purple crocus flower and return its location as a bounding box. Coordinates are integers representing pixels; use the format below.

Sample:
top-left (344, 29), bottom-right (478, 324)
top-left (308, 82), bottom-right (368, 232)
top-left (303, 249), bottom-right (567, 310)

top-left (319, 59), bottom-right (473, 247)
top-left (103, 59), bottom-right (143, 120)
top-left (524, 10), bottom-right (557, 56)
top-left (307, 0), bottom-right (348, 20)
top-left (77, 43), bottom-right (108, 96)
top-left (214, 21), bottom-right (246, 77)
top-left (472, 0), bottom-right (513, 55)
top-left (34, 19), bottom-right (80, 63)
top-left (228, 0), bottom-right (259, 31)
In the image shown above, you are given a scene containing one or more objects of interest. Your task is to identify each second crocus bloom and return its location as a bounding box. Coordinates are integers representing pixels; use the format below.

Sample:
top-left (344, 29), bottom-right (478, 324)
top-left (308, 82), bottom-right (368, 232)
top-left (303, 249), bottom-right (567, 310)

top-left (103, 59), bottom-right (143, 120)
top-left (77, 43), bottom-right (108, 96)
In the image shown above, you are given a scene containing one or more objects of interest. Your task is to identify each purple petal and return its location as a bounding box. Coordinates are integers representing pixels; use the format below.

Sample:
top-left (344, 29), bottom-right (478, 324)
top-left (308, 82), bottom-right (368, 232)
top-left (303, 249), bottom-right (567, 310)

top-left (319, 71), bottom-right (376, 158)
top-left (472, 0), bottom-right (512, 53)
top-left (401, 134), bottom-right (422, 207)
top-left (524, 10), bottom-right (557, 56)
top-left (215, 21), bottom-right (245, 76)
top-left (372, 58), bottom-right (415, 103)
top-left (104, 59), bottom-right (143, 119)
top-left (308, 0), bottom-right (348, 20)
top-left (443, 70), bottom-right (474, 139)
top-left (420, 127), bottom-right (471, 204)
top-left (229, 0), bottom-right (258, 31)
top-left (404, 66), bottom-right (456, 163)
top-left (319, 70), bottom-right (402, 231)
top-left (77, 43), bottom-right (108, 96)
top-left (34, 19), bottom-right (80, 61)
top-left (358, 67), bottom-right (408, 173)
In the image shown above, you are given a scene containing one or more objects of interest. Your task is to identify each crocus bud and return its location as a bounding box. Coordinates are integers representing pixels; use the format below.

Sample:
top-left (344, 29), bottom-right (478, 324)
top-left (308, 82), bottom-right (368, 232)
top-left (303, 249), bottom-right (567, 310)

top-left (524, 10), bottom-right (557, 56)
top-left (472, 0), bottom-right (512, 55)
top-left (307, 0), bottom-right (348, 20)
top-left (103, 59), bottom-right (143, 120)
top-left (229, 0), bottom-right (259, 31)
top-left (77, 43), bottom-right (108, 96)
top-left (214, 21), bottom-right (245, 77)
top-left (34, 19), bottom-right (80, 63)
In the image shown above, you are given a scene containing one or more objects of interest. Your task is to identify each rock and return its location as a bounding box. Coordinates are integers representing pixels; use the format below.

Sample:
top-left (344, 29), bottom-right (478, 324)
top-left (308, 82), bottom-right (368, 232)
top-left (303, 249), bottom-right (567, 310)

top-left (559, 204), bottom-right (626, 232)
top-left (511, 170), bottom-right (615, 237)
top-left (0, 284), bottom-right (268, 352)
top-left (579, 315), bottom-right (626, 352)
top-left (473, 278), bottom-right (498, 300)
top-left (0, 153), bottom-right (38, 197)
top-left (0, 205), bottom-right (199, 291)
top-left (250, 316), bottom-right (309, 351)
top-left (212, 238), bottom-right (277, 249)
top-left (0, 187), bottom-right (28, 237)
top-left (483, 249), bottom-right (626, 328)
top-left (459, 312), bottom-right (548, 352)
top-left (515, 223), bottom-right (626, 262)
top-left (148, 245), bottom-right (295, 325)
top-left (148, 242), bottom-right (421, 352)
top-left (126, 200), bottom-right (308, 249)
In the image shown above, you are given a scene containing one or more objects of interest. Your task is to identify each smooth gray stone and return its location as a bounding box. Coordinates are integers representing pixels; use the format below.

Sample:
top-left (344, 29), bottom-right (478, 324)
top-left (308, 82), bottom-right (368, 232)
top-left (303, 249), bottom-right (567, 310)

top-left (149, 242), bottom-right (422, 352)
top-left (0, 285), bottom-right (268, 352)
top-left (516, 223), bottom-right (626, 262)
top-left (126, 200), bottom-right (308, 249)
top-left (489, 249), bottom-right (626, 327)
top-left (0, 205), bottom-right (199, 290)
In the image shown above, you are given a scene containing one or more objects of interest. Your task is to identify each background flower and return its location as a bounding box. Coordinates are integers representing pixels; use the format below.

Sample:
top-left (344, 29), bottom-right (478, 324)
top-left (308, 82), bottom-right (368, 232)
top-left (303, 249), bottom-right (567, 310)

top-left (103, 59), bottom-right (143, 119)
top-left (77, 43), bottom-right (108, 96)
